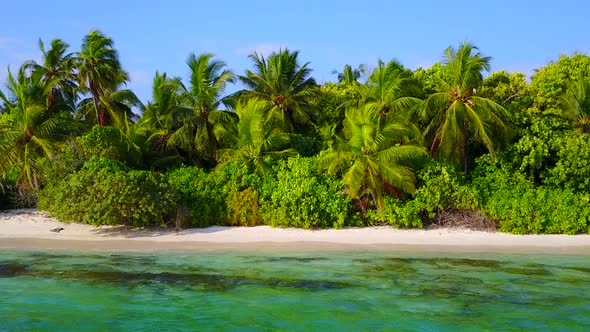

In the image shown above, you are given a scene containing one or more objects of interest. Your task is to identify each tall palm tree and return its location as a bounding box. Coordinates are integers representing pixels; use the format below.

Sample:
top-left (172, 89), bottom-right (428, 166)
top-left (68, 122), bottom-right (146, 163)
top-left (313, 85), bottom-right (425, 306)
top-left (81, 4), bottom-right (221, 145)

top-left (561, 74), bottom-right (590, 135)
top-left (361, 59), bottom-right (422, 115)
top-left (168, 53), bottom-right (234, 163)
top-left (416, 42), bottom-right (509, 171)
top-left (318, 103), bottom-right (426, 212)
top-left (216, 98), bottom-right (297, 173)
top-left (237, 48), bottom-right (318, 132)
top-left (138, 72), bottom-right (186, 151)
top-left (76, 30), bottom-right (129, 126)
top-left (332, 64), bottom-right (362, 85)
top-left (0, 66), bottom-right (75, 192)
top-left (24, 38), bottom-right (77, 112)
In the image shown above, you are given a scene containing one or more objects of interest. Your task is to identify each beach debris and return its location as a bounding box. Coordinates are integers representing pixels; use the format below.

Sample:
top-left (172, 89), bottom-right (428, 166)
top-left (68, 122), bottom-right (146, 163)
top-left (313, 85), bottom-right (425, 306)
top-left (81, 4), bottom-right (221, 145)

top-left (50, 227), bottom-right (65, 233)
top-left (427, 210), bottom-right (497, 232)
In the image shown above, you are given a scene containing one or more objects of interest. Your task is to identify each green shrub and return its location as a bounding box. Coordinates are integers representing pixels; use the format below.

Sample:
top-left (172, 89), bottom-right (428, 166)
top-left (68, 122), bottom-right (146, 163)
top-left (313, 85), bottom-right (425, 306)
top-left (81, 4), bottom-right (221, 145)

top-left (366, 197), bottom-right (423, 228)
top-left (166, 162), bottom-right (263, 227)
top-left (227, 188), bottom-right (264, 226)
top-left (166, 166), bottom-right (226, 227)
top-left (39, 140), bottom-right (87, 187)
top-left (39, 157), bottom-right (177, 227)
top-left (544, 134), bottom-right (590, 192)
top-left (367, 160), bottom-right (480, 228)
top-left (260, 156), bottom-right (356, 229)
top-left (472, 156), bottom-right (590, 234)
top-left (501, 115), bottom-right (590, 192)
top-left (77, 125), bottom-right (140, 166)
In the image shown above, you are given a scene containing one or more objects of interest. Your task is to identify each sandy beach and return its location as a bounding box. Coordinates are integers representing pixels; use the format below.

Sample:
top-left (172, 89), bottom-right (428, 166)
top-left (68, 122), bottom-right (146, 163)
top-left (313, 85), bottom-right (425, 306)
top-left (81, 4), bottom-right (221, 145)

top-left (1, 209), bottom-right (590, 254)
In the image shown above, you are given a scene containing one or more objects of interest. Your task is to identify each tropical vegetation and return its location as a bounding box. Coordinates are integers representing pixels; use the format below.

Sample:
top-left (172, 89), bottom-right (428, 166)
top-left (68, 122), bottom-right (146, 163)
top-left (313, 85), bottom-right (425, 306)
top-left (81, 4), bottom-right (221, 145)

top-left (1, 30), bottom-right (589, 234)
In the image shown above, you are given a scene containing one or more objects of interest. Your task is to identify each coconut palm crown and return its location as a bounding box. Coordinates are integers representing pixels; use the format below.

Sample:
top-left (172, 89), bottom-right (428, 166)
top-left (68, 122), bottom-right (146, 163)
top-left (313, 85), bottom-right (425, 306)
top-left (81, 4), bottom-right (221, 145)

top-left (76, 30), bottom-right (129, 126)
top-left (237, 48), bottom-right (318, 133)
top-left (416, 42), bottom-right (510, 171)
top-left (318, 102), bottom-right (426, 211)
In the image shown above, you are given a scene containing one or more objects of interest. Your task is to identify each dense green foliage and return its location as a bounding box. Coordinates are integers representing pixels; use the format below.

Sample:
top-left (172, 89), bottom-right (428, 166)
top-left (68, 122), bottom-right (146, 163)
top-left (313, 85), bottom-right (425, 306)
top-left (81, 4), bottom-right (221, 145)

top-left (260, 156), bottom-right (357, 229)
top-left (166, 162), bottom-right (264, 227)
top-left (39, 157), bottom-right (177, 226)
top-left (367, 160), bottom-right (480, 228)
top-left (1, 31), bottom-right (589, 234)
top-left (529, 53), bottom-right (590, 112)
top-left (473, 156), bottom-right (590, 234)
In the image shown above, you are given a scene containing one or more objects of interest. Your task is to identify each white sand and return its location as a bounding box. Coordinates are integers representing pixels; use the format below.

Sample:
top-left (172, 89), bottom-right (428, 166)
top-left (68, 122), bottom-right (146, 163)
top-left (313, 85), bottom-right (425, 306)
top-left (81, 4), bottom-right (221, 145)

top-left (1, 209), bottom-right (590, 253)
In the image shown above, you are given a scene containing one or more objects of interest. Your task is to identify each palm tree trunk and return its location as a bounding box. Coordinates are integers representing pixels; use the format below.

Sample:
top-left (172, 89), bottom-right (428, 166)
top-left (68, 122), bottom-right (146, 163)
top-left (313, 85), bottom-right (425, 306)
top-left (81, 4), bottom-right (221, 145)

top-left (462, 121), bottom-right (468, 173)
top-left (89, 84), bottom-right (103, 126)
top-left (370, 191), bottom-right (378, 211)
top-left (429, 134), bottom-right (439, 155)
top-left (47, 88), bottom-right (58, 111)
top-left (206, 119), bottom-right (218, 161)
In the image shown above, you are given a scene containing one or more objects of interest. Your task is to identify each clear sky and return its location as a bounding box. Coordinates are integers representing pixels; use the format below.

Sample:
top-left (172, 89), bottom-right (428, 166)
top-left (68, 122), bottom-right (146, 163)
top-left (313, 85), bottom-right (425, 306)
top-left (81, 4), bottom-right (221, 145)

top-left (1, 0), bottom-right (589, 103)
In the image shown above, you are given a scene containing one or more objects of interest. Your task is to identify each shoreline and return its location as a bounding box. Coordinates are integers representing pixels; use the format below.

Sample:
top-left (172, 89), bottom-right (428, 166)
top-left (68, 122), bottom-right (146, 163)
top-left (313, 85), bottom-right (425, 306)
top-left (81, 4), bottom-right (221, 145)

top-left (2, 238), bottom-right (590, 255)
top-left (1, 209), bottom-right (590, 254)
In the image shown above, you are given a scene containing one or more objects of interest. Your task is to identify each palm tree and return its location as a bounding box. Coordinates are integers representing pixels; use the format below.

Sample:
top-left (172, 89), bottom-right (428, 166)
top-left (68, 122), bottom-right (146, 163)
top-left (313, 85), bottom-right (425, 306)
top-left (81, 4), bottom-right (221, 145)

top-left (237, 48), bottom-right (318, 133)
top-left (138, 72), bottom-right (185, 151)
top-left (416, 42), bottom-right (509, 171)
top-left (76, 30), bottom-right (129, 126)
top-left (167, 53), bottom-right (234, 163)
top-left (318, 103), bottom-right (426, 212)
top-left (24, 38), bottom-right (77, 111)
top-left (75, 87), bottom-right (142, 129)
top-left (361, 59), bottom-right (422, 115)
top-left (216, 98), bottom-right (298, 173)
top-left (0, 66), bottom-right (75, 192)
top-left (561, 74), bottom-right (590, 135)
top-left (332, 64), bottom-right (362, 85)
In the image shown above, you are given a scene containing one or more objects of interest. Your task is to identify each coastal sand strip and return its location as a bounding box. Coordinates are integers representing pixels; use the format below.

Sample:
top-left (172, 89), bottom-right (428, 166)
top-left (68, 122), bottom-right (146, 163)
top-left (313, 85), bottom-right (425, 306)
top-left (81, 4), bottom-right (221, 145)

top-left (1, 209), bottom-right (590, 254)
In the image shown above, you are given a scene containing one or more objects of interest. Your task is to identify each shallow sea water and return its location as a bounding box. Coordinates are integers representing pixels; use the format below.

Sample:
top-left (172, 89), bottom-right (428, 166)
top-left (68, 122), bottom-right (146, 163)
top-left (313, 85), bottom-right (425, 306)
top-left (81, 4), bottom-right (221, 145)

top-left (0, 250), bottom-right (589, 331)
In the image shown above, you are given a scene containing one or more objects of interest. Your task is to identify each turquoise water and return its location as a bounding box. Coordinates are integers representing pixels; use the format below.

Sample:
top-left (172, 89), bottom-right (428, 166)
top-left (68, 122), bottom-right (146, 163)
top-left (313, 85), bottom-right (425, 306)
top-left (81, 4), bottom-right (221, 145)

top-left (0, 250), bottom-right (589, 331)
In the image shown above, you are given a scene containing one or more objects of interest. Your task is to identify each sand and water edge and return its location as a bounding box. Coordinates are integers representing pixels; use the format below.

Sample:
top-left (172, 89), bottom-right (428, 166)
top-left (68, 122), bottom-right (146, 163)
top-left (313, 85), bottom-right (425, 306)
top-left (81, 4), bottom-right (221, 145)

top-left (1, 209), bottom-right (589, 254)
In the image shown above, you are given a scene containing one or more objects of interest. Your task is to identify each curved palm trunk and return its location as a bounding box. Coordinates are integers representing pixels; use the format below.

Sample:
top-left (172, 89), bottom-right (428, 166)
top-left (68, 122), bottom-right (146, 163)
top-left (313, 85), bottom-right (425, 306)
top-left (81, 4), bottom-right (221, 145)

top-left (89, 84), bottom-right (104, 126)
top-left (429, 134), bottom-right (440, 156)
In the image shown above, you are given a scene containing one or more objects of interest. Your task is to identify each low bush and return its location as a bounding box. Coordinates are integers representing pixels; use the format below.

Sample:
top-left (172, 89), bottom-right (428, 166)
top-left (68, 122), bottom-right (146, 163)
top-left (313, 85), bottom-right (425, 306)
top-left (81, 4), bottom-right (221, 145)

top-left (166, 166), bottom-right (226, 227)
top-left (39, 157), bottom-right (177, 227)
top-left (226, 188), bottom-right (264, 226)
top-left (259, 156), bottom-right (357, 229)
top-left (166, 162), bottom-right (263, 227)
top-left (472, 156), bottom-right (590, 234)
top-left (367, 160), bottom-right (480, 228)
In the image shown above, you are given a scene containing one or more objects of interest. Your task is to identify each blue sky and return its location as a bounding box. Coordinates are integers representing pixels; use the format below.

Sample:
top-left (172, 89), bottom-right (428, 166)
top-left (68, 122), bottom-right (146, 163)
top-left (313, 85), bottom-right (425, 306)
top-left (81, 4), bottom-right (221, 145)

top-left (1, 0), bottom-right (589, 103)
